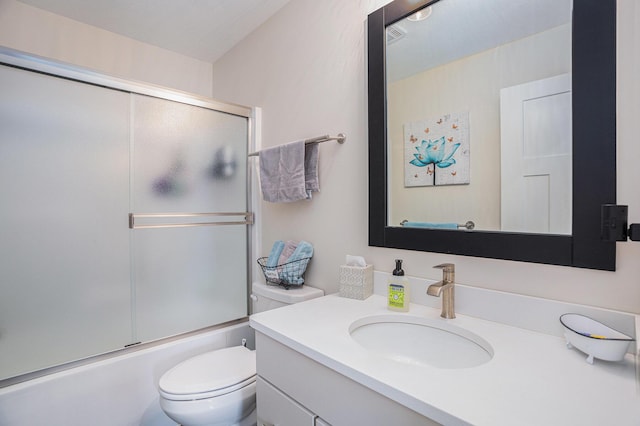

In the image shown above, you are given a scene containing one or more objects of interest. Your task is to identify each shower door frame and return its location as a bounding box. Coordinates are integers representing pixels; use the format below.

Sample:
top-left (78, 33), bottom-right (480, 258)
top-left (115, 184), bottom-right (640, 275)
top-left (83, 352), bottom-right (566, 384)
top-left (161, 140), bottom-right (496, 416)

top-left (0, 46), bottom-right (258, 387)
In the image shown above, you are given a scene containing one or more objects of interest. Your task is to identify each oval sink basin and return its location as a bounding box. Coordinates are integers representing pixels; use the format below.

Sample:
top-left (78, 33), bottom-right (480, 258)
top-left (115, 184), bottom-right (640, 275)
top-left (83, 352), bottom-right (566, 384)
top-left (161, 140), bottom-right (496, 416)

top-left (349, 315), bottom-right (493, 369)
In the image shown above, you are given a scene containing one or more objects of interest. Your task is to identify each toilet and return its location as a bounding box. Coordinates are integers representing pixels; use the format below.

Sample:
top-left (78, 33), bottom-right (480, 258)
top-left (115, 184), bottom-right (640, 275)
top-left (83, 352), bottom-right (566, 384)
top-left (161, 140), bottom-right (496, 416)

top-left (158, 282), bottom-right (324, 426)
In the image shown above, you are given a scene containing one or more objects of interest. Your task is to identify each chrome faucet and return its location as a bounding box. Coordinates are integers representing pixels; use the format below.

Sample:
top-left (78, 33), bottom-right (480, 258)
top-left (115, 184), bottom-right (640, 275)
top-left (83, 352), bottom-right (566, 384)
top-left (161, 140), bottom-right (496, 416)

top-left (427, 263), bottom-right (456, 319)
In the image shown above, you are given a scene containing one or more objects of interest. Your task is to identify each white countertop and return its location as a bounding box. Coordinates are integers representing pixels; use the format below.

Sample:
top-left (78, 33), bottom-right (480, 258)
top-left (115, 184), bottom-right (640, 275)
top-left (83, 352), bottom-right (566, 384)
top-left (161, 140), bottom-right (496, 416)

top-left (250, 293), bottom-right (640, 426)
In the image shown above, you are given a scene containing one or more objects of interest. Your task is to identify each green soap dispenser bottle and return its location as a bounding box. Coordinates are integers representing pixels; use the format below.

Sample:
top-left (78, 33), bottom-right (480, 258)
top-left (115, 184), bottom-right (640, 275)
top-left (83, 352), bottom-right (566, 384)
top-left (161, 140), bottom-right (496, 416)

top-left (388, 259), bottom-right (410, 312)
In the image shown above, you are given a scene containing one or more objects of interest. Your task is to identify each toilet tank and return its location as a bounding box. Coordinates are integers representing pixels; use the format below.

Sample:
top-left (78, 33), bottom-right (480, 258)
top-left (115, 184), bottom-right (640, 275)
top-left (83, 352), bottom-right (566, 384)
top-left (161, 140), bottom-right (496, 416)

top-left (250, 282), bottom-right (324, 314)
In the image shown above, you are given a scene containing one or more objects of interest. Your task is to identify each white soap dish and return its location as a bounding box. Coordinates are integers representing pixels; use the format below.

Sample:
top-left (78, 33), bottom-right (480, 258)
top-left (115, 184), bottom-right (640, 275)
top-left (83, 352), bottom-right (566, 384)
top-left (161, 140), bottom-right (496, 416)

top-left (560, 313), bottom-right (634, 364)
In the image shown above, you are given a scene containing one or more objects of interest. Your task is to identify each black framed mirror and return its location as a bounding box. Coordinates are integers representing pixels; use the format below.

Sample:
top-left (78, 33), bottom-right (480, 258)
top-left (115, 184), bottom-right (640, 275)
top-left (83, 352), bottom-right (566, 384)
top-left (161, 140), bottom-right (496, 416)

top-left (368, 0), bottom-right (617, 270)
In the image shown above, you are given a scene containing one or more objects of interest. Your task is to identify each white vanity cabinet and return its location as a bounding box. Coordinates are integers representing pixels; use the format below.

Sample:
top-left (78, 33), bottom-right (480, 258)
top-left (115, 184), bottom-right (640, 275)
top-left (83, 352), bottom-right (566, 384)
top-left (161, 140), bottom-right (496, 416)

top-left (255, 332), bottom-right (438, 426)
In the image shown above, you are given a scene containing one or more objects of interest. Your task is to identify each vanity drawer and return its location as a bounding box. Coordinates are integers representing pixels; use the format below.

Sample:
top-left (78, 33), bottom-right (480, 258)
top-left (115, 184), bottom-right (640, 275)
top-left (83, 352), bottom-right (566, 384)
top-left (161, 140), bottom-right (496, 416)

top-left (257, 376), bottom-right (316, 426)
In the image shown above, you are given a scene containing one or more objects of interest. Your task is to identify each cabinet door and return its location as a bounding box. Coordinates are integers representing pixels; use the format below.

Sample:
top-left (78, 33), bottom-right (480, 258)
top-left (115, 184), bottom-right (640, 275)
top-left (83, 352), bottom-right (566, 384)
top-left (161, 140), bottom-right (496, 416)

top-left (257, 376), bottom-right (316, 426)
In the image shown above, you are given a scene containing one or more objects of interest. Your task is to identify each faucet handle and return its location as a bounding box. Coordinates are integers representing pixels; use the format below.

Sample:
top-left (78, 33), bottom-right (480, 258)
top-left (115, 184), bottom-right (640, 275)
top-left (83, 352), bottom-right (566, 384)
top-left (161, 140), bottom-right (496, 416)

top-left (433, 263), bottom-right (455, 272)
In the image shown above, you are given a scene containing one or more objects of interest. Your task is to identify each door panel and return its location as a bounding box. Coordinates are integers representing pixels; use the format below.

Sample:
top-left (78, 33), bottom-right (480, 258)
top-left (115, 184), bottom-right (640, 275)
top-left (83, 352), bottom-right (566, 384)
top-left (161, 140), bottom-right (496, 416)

top-left (500, 74), bottom-right (571, 234)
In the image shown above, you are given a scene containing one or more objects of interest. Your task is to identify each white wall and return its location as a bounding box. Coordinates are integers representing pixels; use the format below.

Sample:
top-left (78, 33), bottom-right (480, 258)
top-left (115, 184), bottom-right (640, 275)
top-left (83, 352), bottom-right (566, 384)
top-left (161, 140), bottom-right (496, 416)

top-left (212, 0), bottom-right (640, 314)
top-left (0, 0), bottom-right (213, 96)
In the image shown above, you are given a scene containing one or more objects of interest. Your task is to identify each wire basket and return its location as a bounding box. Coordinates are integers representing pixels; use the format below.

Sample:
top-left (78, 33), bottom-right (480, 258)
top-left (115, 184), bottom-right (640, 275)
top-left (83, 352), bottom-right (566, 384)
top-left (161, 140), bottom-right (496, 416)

top-left (257, 256), bottom-right (311, 289)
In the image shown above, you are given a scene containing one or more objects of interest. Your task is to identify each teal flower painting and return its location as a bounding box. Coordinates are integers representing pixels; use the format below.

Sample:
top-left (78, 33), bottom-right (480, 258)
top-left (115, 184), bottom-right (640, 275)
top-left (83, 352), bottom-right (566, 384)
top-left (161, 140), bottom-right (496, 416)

top-left (403, 112), bottom-right (470, 187)
top-left (409, 136), bottom-right (461, 168)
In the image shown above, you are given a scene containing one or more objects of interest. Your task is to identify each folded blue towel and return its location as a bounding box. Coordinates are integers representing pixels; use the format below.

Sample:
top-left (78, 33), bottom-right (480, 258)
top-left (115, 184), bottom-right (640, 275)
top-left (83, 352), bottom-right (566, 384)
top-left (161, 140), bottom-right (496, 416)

top-left (286, 240), bottom-right (314, 262)
top-left (402, 222), bottom-right (458, 229)
top-left (281, 240), bottom-right (313, 285)
top-left (266, 240), bottom-right (285, 267)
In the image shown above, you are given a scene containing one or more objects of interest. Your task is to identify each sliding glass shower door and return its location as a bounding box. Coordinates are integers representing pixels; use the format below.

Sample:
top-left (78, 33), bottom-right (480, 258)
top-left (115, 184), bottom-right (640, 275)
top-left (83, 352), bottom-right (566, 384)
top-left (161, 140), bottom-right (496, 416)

top-left (130, 94), bottom-right (248, 342)
top-left (0, 65), bottom-right (133, 378)
top-left (0, 61), bottom-right (250, 381)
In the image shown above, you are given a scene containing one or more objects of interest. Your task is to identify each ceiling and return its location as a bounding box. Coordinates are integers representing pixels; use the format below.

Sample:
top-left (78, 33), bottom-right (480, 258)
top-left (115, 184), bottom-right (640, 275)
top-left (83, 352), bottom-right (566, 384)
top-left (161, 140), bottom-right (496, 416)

top-left (386, 0), bottom-right (572, 82)
top-left (17, 0), bottom-right (292, 63)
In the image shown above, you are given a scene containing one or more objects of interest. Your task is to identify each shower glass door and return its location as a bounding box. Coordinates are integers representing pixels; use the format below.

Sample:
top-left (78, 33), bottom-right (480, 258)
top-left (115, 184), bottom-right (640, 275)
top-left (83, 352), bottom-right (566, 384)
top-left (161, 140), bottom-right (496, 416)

top-left (130, 95), bottom-right (248, 341)
top-left (0, 60), bottom-right (250, 381)
top-left (0, 65), bottom-right (132, 379)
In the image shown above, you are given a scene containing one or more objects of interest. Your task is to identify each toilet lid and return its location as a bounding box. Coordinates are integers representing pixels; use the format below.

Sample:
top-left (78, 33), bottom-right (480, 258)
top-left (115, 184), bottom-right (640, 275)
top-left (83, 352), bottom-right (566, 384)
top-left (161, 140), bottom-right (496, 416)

top-left (159, 346), bottom-right (256, 396)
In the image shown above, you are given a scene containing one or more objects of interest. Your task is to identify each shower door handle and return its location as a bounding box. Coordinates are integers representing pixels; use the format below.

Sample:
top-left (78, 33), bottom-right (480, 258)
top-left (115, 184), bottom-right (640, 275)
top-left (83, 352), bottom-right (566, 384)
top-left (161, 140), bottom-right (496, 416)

top-left (128, 212), bottom-right (254, 229)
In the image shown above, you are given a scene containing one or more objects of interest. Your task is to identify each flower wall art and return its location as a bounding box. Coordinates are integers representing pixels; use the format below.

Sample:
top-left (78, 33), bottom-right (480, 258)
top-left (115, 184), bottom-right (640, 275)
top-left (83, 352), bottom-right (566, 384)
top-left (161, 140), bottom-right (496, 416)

top-left (404, 111), bottom-right (470, 187)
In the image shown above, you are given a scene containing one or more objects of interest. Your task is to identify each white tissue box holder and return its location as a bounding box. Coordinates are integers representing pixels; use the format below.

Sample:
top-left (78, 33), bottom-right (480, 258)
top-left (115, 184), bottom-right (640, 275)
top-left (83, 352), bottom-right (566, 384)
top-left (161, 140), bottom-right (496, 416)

top-left (339, 264), bottom-right (373, 300)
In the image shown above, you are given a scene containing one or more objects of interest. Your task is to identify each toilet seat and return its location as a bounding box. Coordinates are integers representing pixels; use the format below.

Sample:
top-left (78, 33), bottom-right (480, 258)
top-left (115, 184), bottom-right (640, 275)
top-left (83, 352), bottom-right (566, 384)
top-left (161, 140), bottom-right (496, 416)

top-left (159, 346), bottom-right (256, 402)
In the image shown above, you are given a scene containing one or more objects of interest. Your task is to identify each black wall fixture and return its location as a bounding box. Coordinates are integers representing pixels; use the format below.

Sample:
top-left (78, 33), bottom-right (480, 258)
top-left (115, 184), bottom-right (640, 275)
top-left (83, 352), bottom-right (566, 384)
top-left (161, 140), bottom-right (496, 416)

top-left (601, 205), bottom-right (640, 242)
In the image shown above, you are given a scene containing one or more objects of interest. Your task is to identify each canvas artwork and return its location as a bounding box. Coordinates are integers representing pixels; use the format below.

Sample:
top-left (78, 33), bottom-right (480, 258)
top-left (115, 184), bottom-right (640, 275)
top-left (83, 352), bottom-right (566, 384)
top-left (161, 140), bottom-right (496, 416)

top-left (404, 112), bottom-right (470, 187)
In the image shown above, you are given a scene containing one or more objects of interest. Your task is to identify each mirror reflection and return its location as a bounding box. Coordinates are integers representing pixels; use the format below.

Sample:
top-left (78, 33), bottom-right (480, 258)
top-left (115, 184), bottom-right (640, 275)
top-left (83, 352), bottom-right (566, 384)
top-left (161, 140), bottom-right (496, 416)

top-left (386, 0), bottom-right (572, 234)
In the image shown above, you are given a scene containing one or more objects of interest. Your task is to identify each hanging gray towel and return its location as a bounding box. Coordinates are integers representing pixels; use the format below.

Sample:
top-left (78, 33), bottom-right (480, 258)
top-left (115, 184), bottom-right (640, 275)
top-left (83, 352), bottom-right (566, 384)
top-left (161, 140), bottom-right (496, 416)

top-left (259, 141), bottom-right (319, 203)
top-left (304, 143), bottom-right (319, 197)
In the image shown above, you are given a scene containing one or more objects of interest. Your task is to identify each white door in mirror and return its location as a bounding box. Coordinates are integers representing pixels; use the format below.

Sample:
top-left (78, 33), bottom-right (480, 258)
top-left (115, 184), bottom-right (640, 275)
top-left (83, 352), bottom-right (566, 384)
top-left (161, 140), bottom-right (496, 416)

top-left (501, 74), bottom-right (572, 234)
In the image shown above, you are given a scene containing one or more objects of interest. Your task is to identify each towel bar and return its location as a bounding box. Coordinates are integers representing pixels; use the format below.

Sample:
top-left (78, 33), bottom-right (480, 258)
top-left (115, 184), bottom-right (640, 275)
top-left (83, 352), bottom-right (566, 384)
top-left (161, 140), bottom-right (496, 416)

top-left (400, 220), bottom-right (475, 230)
top-left (248, 133), bottom-right (346, 157)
